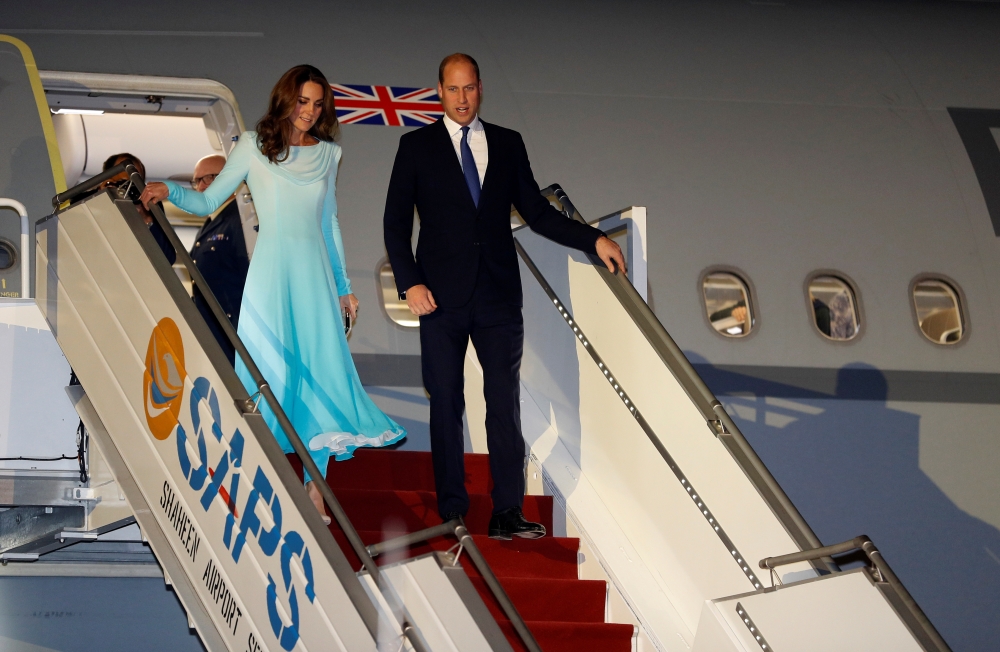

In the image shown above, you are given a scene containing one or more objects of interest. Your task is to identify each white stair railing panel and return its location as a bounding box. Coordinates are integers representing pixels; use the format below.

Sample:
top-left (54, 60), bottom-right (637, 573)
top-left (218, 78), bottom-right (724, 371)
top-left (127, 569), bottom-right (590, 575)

top-left (704, 570), bottom-right (925, 651)
top-left (517, 257), bottom-right (767, 637)
top-left (36, 193), bottom-right (378, 652)
top-left (510, 195), bottom-right (949, 652)
top-left (514, 219), bottom-right (816, 644)
top-left (519, 383), bottom-right (695, 651)
top-left (562, 256), bottom-right (810, 574)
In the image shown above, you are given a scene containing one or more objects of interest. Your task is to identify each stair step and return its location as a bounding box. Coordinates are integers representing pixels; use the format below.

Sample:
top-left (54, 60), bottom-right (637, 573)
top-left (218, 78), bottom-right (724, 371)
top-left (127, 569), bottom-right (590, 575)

top-left (331, 530), bottom-right (580, 580)
top-left (469, 576), bottom-right (608, 623)
top-left (285, 449), bottom-right (633, 651)
top-left (501, 621), bottom-right (635, 652)
top-left (318, 449), bottom-right (494, 493)
top-left (329, 488), bottom-right (553, 534)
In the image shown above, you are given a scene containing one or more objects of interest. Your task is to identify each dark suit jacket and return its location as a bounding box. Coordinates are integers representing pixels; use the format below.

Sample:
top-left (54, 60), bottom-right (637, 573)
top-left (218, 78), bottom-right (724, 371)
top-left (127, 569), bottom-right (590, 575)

top-left (190, 199), bottom-right (249, 325)
top-left (383, 118), bottom-right (603, 308)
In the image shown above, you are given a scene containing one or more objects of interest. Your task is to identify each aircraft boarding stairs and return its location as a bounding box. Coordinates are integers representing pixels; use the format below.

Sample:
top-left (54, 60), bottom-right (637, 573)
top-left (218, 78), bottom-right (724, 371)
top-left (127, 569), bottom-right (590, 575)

top-left (29, 163), bottom-right (951, 652)
top-left (35, 165), bottom-right (537, 652)
top-left (490, 187), bottom-right (953, 652)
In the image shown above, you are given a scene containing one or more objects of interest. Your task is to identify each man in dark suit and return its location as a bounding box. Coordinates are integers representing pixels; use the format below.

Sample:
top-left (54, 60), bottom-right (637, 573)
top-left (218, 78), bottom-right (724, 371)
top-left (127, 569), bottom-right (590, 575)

top-left (383, 53), bottom-right (625, 539)
top-left (188, 154), bottom-right (250, 363)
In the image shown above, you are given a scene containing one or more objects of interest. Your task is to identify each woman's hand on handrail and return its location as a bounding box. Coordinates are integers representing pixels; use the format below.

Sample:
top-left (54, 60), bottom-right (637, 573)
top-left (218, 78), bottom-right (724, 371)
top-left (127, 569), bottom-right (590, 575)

top-left (139, 182), bottom-right (169, 210)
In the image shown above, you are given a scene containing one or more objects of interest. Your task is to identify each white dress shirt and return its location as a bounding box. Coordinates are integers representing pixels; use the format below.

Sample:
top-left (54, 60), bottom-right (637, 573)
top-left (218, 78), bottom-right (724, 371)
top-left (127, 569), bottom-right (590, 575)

top-left (442, 113), bottom-right (488, 186)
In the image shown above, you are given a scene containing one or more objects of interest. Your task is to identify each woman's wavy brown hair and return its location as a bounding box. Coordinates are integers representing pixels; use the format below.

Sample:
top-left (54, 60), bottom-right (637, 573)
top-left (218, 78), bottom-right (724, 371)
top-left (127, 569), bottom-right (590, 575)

top-left (256, 65), bottom-right (339, 164)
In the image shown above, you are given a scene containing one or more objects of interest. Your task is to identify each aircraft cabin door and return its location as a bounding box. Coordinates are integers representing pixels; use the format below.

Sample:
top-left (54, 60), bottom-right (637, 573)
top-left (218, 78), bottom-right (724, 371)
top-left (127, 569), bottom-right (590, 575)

top-left (203, 98), bottom-right (258, 259)
top-left (0, 35), bottom-right (66, 298)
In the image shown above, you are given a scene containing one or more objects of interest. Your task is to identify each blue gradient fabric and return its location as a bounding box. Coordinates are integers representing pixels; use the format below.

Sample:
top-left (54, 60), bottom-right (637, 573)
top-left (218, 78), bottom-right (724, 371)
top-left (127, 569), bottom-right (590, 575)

top-left (166, 131), bottom-right (405, 481)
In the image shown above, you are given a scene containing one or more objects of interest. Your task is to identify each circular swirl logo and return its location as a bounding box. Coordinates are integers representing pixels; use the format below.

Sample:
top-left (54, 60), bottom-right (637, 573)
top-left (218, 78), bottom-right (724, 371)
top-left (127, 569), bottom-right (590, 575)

top-left (143, 317), bottom-right (187, 440)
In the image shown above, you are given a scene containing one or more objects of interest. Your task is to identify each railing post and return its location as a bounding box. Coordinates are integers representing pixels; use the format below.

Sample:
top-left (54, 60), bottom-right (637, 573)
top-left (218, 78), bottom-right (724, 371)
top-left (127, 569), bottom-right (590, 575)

top-left (0, 198), bottom-right (30, 297)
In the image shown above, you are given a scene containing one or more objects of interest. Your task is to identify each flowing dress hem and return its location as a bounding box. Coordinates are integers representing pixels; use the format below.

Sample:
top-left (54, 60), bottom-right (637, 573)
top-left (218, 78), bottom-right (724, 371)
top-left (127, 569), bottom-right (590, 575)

top-left (308, 428), bottom-right (406, 461)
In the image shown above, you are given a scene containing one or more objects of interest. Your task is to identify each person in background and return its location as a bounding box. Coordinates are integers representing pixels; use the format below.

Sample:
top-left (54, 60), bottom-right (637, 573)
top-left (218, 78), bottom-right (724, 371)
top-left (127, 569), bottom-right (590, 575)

top-left (101, 152), bottom-right (145, 193)
top-left (101, 153), bottom-right (175, 265)
top-left (187, 154), bottom-right (250, 364)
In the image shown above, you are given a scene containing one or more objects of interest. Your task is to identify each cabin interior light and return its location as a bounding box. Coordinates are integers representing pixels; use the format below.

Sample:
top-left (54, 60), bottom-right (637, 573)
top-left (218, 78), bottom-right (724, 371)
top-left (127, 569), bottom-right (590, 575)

top-left (51, 108), bottom-right (105, 115)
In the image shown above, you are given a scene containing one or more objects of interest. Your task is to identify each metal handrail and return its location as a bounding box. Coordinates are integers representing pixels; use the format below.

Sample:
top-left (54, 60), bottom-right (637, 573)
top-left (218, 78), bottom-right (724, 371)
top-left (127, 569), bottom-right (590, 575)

top-left (761, 536), bottom-right (952, 652)
top-left (538, 184), bottom-right (831, 563)
top-left (52, 165), bottom-right (131, 208)
top-left (712, 405), bottom-right (837, 573)
top-left (760, 535), bottom-right (871, 571)
top-left (52, 166), bottom-right (428, 651)
top-left (0, 198), bottom-right (30, 298)
top-left (369, 519), bottom-right (543, 652)
top-left (533, 184), bottom-right (950, 651)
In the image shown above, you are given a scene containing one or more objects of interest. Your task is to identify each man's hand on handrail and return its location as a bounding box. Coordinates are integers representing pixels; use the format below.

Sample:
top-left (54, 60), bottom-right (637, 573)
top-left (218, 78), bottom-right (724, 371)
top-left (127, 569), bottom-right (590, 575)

top-left (595, 235), bottom-right (627, 275)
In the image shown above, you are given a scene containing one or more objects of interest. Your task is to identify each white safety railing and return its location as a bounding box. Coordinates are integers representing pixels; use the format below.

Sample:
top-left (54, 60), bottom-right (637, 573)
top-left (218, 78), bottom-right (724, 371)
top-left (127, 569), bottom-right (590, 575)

top-left (0, 197), bottom-right (30, 297)
top-left (37, 187), bottom-right (379, 651)
top-left (504, 186), bottom-right (949, 652)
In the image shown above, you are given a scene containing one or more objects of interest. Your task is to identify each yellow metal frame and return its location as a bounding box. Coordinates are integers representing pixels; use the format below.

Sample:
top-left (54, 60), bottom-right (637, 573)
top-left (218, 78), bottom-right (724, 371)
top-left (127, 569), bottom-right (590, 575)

top-left (0, 35), bottom-right (67, 193)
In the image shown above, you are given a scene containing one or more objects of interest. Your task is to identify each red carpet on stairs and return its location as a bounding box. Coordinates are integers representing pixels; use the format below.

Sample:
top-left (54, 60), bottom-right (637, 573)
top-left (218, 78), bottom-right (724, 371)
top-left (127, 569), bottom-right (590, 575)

top-left (288, 449), bottom-right (635, 651)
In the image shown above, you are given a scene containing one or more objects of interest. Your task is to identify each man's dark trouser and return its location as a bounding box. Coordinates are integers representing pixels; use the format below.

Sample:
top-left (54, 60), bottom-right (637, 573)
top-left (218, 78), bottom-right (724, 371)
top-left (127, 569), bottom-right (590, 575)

top-left (420, 270), bottom-right (525, 518)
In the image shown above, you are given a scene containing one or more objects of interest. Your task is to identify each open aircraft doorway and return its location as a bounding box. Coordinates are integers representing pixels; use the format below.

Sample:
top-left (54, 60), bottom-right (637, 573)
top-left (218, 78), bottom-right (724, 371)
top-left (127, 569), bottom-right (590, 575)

top-left (41, 71), bottom-right (259, 272)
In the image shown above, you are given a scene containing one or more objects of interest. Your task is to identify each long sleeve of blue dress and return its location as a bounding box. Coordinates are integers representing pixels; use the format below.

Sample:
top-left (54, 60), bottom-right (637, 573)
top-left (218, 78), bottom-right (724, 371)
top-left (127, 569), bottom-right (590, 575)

top-left (321, 147), bottom-right (351, 296)
top-left (167, 136), bottom-right (351, 297)
top-left (164, 135), bottom-right (253, 215)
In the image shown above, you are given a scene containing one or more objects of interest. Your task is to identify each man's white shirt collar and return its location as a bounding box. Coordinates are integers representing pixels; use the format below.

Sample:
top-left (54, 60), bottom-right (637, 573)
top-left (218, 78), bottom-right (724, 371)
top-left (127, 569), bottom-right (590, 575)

top-left (443, 113), bottom-right (488, 185)
top-left (442, 113), bottom-right (483, 138)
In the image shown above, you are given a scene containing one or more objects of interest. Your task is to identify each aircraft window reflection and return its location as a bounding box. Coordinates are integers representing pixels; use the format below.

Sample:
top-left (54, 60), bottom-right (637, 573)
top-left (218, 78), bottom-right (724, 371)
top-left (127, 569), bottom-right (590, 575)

top-left (808, 275), bottom-right (859, 341)
top-left (913, 279), bottom-right (964, 344)
top-left (703, 272), bottom-right (754, 337)
top-left (378, 261), bottom-right (419, 328)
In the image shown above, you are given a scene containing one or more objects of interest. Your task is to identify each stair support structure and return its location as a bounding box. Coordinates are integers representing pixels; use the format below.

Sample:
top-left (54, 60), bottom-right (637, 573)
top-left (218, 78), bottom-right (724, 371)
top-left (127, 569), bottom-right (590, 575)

top-left (38, 166), bottom-right (544, 652)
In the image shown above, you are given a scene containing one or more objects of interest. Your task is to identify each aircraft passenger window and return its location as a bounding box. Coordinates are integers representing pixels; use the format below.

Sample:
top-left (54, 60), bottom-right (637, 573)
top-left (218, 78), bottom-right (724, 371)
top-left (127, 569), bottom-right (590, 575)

top-left (808, 275), bottom-right (860, 341)
top-left (702, 271), bottom-right (754, 337)
top-left (912, 278), bottom-right (965, 345)
top-left (378, 261), bottom-right (418, 328)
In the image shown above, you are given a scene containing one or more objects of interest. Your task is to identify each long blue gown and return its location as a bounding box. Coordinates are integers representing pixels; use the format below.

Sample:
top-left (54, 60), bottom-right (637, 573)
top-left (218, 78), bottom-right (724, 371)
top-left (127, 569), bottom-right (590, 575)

top-left (165, 131), bottom-right (405, 481)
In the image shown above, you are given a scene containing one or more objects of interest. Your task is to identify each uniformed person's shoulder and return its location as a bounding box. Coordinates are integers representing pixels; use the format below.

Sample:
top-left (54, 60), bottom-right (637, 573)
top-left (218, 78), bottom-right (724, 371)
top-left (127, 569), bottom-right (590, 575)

top-left (217, 197), bottom-right (241, 220)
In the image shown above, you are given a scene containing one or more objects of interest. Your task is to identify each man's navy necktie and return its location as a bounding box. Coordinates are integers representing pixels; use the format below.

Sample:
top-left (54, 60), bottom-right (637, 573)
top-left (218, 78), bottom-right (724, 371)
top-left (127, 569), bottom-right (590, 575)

top-left (460, 125), bottom-right (481, 207)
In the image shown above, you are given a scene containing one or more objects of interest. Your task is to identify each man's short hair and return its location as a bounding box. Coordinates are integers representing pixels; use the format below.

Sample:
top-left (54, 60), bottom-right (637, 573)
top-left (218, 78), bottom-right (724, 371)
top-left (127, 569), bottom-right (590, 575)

top-left (438, 53), bottom-right (480, 83)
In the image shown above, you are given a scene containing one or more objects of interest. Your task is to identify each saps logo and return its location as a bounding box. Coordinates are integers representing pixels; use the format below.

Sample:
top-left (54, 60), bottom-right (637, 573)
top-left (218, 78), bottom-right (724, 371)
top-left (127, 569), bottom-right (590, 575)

top-left (144, 317), bottom-right (186, 440)
top-left (141, 318), bottom-right (316, 650)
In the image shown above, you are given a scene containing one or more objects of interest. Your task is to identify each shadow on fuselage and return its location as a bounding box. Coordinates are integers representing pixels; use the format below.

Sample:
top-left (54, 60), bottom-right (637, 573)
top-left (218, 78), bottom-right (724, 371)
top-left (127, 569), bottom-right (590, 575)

top-left (688, 355), bottom-right (1000, 652)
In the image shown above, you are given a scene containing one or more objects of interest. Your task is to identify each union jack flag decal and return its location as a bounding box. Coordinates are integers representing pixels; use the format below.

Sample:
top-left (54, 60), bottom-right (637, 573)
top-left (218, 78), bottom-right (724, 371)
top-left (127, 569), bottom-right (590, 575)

top-left (331, 84), bottom-right (444, 126)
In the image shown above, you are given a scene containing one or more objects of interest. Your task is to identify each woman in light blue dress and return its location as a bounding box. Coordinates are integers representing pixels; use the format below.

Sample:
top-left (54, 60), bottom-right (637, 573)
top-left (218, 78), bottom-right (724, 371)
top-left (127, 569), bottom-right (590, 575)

top-left (142, 65), bottom-right (405, 521)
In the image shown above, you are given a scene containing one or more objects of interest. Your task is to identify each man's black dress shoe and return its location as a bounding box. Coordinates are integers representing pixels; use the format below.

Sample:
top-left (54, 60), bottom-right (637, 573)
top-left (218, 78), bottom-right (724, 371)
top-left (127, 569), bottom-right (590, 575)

top-left (488, 507), bottom-right (546, 540)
